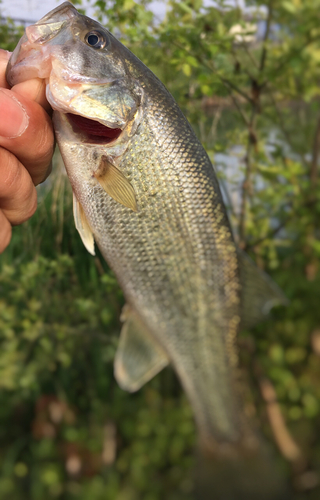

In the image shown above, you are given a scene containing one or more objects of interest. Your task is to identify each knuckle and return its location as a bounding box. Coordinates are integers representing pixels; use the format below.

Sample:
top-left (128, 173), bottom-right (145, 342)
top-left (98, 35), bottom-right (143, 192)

top-left (34, 120), bottom-right (54, 164)
top-left (20, 189), bottom-right (38, 223)
top-left (8, 185), bottom-right (38, 226)
top-left (43, 160), bottom-right (53, 182)
top-left (30, 119), bottom-right (54, 186)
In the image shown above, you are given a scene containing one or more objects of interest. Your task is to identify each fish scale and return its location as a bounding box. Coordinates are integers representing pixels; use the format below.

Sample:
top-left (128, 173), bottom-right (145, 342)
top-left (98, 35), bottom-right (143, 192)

top-left (58, 96), bottom-right (242, 440)
top-left (70, 56), bottom-right (241, 442)
top-left (95, 110), bottom-right (242, 441)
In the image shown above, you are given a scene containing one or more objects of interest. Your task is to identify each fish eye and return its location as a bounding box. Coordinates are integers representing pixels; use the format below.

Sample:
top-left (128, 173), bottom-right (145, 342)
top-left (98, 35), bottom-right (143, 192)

top-left (85, 30), bottom-right (107, 49)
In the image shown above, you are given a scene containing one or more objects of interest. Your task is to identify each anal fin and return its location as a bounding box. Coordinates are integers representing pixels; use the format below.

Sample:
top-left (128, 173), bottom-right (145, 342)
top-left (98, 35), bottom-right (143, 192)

top-left (114, 305), bottom-right (169, 392)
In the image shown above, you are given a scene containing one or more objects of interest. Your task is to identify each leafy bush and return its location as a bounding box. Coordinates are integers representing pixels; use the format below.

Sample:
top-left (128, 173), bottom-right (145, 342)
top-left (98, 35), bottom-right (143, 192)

top-left (1, 0), bottom-right (320, 498)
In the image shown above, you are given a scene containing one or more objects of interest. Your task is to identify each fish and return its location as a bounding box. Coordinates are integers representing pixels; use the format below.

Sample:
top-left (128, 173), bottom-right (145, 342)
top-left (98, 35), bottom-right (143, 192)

top-left (7, 3), bottom-right (289, 497)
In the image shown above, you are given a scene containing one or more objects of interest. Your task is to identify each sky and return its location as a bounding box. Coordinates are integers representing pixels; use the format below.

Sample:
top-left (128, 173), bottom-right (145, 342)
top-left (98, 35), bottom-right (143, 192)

top-left (0, 0), bottom-right (249, 24)
top-left (0, 0), bottom-right (61, 23)
top-left (0, 0), bottom-right (166, 23)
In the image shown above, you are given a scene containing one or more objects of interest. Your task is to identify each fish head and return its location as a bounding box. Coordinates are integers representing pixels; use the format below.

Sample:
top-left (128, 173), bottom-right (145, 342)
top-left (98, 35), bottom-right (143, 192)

top-left (6, 1), bottom-right (142, 143)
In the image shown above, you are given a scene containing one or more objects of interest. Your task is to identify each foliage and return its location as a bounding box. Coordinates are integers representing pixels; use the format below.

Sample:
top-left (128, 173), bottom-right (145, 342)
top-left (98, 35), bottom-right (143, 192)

top-left (0, 12), bottom-right (24, 51)
top-left (1, 0), bottom-right (320, 498)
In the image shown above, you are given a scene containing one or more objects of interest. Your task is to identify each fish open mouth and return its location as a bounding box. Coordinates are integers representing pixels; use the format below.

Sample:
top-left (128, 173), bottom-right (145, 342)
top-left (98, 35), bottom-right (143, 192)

top-left (66, 113), bottom-right (122, 144)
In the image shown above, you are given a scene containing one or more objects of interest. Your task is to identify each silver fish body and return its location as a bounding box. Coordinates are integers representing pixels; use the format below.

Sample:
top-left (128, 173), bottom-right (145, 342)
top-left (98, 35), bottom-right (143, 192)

top-left (7, 2), bottom-right (285, 453)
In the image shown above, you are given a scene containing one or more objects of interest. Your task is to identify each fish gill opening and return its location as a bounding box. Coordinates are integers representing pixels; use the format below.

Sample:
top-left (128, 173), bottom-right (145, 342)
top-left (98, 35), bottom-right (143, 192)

top-left (66, 113), bottom-right (122, 144)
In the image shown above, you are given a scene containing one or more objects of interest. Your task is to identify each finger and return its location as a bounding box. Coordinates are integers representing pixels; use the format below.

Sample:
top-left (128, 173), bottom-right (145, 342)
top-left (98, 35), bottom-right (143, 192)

top-left (0, 209), bottom-right (12, 254)
top-left (0, 49), bottom-right (11, 89)
top-left (0, 146), bottom-right (38, 225)
top-left (0, 88), bottom-right (54, 185)
top-left (12, 78), bottom-right (52, 114)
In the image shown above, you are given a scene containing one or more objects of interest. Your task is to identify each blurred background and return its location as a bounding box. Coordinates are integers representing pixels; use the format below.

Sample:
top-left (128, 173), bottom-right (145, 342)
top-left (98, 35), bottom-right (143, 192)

top-left (1, 0), bottom-right (320, 498)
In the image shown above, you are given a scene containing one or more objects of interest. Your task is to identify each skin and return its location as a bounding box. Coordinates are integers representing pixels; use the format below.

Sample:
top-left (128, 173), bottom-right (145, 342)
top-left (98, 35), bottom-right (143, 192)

top-left (0, 49), bottom-right (54, 254)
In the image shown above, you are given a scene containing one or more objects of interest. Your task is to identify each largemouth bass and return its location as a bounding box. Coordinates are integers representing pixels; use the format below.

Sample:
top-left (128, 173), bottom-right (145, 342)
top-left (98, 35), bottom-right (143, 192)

top-left (7, 3), bottom-right (288, 497)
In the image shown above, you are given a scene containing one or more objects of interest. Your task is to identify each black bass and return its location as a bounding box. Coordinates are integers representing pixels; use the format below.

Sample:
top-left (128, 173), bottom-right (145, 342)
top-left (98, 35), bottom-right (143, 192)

top-left (7, 3), bottom-right (288, 497)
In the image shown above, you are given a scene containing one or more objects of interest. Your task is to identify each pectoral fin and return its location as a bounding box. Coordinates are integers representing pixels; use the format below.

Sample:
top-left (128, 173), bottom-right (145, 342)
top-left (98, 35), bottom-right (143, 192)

top-left (73, 192), bottom-right (95, 255)
top-left (95, 156), bottom-right (138, 212)
top-left (239, 250), bottom-right (289, 330)
top-left (114, 305), bottom-right (169, 392)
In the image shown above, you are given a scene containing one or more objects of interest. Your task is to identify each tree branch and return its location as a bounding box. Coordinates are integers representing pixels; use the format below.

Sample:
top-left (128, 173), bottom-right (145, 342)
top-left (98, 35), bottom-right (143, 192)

top-left (168, 37), bottom-right (254, 104)
top-left (259, 2), bottom-right (273, 73)
top-left (238, 1), bottom-right (274, 247)
top-left (259, 378), bottom-right (304, 464)
top-left (238, 108), bottom-right (256, 247)
top-left (219, 75), bottom-right (253, 104)
top-left (228, 92), bottom-right (249, 126)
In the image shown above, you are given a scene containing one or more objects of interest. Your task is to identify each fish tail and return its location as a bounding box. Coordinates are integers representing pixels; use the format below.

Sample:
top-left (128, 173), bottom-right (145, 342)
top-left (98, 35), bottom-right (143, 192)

top-left (194, 440), bottom-right (291, 500)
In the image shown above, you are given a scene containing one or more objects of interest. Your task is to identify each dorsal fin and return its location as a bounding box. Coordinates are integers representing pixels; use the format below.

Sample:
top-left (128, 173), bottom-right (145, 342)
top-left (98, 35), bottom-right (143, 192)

top-left (114, 305), bottom-right (169, 392)
top-left (238, 250), bottom-right (288, 330)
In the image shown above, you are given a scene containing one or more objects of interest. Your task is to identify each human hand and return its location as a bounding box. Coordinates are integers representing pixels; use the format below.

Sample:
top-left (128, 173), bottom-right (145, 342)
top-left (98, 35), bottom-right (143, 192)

top-left (0, 49), bottom-right (54, 253)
